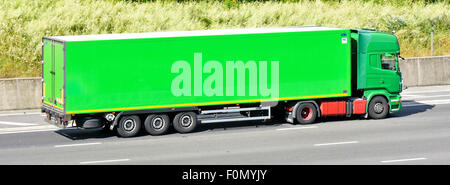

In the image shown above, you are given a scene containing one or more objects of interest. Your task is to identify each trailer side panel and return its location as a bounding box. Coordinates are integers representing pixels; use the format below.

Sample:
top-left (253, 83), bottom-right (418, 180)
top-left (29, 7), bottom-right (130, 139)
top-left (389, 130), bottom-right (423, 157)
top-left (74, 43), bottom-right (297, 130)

top-left (64, 29), bottom-right (352, 114)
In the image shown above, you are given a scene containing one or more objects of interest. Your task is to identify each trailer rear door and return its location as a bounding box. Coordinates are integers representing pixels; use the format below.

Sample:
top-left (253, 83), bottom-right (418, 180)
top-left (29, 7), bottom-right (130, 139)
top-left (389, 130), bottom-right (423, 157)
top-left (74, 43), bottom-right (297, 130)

top-left (42, 39), bottom-right (65, 111)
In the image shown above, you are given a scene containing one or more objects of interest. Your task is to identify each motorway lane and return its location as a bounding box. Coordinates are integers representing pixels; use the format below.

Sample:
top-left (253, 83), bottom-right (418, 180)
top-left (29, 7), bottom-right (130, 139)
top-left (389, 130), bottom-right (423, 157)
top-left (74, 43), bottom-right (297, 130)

top-left (0, 85), bottom-right (449, 164)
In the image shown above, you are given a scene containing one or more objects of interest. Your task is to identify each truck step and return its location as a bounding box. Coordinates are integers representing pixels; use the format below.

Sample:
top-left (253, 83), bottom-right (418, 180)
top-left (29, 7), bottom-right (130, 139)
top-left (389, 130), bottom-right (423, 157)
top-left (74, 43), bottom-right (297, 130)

top-left (198, 106), bottom-right (271, 124)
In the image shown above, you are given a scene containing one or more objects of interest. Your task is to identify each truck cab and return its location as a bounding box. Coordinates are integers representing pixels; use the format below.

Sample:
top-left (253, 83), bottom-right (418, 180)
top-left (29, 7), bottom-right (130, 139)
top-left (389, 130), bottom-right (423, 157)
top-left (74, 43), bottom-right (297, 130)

top-left (352, 29), bottom-right (403, 117)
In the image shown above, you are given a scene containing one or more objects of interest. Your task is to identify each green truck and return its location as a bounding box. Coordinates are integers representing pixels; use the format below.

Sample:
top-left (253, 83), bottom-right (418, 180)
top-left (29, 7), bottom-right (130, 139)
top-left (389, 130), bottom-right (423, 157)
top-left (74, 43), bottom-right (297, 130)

top-left (41, 26), bottom-right (402, 137)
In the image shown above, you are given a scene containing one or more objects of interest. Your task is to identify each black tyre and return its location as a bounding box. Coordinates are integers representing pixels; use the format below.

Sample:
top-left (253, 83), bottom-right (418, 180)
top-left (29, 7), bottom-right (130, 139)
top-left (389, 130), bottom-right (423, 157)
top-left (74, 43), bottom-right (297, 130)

top-left (144, 114), bottom-right (170, 136)
top-left (295, 102), bottom-right (317, 124)
top-left (117, 115), bottom-right (141, 138)
top-left (173, 112), bottom-right (197, 133)
top-left (368, 96), bottom-right (389, 119)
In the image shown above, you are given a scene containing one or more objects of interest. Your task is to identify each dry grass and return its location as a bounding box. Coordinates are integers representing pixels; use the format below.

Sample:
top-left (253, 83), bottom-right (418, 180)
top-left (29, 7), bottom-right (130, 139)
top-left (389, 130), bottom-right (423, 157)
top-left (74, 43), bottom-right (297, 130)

top-left (0, 0), bottom-right (449, 78)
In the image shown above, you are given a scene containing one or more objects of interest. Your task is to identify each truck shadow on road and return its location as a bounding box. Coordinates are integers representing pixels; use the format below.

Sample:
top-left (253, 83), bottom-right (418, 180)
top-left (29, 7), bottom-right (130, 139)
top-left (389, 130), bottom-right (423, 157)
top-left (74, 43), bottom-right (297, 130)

top-left (54, 100), bottom-right (435, 140)
top-left (55, 128), bottom-right (115, 140)
top-left (390, 100), bottom-right (435, 118)
top-left (309, 100), bottom-right (434, 123)
top-left (54, 120), bottom-right (285, 140)
top-left (195, 100), bottom-right (436, 132)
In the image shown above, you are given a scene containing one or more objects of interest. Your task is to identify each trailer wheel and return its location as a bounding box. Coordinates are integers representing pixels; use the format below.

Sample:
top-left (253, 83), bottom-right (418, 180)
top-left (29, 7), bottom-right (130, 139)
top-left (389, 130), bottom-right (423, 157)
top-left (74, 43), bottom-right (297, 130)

top-left (117, 115), bottom-right (141, 138)
top-left (173, 112), bottom-right (197, 133)
top-left (295, 103), bottom-right (317, 124)
top-left (144, 114), bottom-right (170, 136)
top-left (368, 96), bottom-right (389, 119)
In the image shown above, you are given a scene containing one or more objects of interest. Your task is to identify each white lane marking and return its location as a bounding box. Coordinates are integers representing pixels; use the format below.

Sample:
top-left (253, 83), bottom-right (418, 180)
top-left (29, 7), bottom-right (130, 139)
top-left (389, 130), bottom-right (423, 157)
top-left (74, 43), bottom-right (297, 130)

top-left (402, 89), bottom-right (450, 94)
top-left (405, 94), bottom-right (450, 100)
top-left (54, 142), bottom-right (102, 148)
top-left (421, 94), bottom-right (450, 98)
top-left (0, 121), bottom-right (38, 126)
top-left (381, 157), bottom-right (427, 163)
top-left (0, 128), bottom-right (59, 135)
top-left (0, 112), bottom-right (42, 117)
top-left (80, 158), bottom-right (130, 164)
top-left (0, 125), bottom-right (59, 135)
top-left (402, 99), bottom-right (450, 107)
top-left (314, 141), bottom-right (359, 146)
top-left (276, 126), bottom-right (318, 131)
top-left (401, 94), bottom-right (424, 97)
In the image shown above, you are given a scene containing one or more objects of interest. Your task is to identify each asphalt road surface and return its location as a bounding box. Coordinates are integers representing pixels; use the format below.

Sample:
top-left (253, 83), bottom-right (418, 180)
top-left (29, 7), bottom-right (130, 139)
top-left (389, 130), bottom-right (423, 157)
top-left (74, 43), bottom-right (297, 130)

top-left (0, 85), bottom-right (449, 165)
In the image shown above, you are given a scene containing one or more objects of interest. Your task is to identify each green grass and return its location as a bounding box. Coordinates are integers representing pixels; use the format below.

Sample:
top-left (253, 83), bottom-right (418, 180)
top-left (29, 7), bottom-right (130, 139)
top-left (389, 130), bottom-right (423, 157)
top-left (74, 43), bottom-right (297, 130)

top-left (1, 0), bottom-right (449, 78)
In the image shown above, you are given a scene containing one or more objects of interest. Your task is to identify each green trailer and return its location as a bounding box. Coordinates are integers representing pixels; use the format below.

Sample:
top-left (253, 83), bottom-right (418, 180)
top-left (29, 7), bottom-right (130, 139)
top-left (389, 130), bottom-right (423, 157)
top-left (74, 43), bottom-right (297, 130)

top-left (41, 26), bottom-right (402, 137)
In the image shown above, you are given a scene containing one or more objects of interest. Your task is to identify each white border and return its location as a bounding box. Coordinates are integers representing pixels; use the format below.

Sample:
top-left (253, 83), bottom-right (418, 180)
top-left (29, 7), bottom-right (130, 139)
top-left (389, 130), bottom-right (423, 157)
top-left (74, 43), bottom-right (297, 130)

top-left (47, 26), bottom-right (345, 42)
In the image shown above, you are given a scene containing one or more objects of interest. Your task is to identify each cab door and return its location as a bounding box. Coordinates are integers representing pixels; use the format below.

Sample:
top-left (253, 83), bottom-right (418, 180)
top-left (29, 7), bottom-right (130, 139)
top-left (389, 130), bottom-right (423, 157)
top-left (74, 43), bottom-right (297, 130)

top-left (366, 53), bottom-right (400, 93)
top-left (379, 53), bottom-right (400, 93)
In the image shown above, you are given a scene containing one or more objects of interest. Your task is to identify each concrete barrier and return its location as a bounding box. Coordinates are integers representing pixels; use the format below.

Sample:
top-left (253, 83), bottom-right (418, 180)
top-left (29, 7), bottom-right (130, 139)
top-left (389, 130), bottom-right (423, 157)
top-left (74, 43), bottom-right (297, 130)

top-left (400, 56), bottom-right (450, 87)
top-left (0, 56), bottom-right (449, 111)
top-left (0, 77), bottom-right (42, 111)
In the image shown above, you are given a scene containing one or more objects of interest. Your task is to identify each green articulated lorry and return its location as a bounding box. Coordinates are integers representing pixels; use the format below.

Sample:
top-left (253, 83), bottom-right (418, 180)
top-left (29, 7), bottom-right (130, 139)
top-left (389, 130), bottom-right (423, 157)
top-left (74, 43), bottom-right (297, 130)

top-left (41, 26), bottom-right (403, 137)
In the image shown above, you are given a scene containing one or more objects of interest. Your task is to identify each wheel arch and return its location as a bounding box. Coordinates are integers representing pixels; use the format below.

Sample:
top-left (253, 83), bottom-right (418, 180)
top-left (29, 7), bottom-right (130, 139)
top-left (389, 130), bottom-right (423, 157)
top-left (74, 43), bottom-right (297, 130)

top-left (364, 90), bottom-right (391, 113)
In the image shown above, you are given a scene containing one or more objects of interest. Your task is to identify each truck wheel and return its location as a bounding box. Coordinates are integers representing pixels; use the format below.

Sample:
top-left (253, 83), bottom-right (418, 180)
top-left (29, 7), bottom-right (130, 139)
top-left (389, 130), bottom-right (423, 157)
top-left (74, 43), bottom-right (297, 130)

top-left (173, 112), bottom-right (197, 133)
top-left (295, 103), bottom-right (317, 124)
top-left (117, 115), bottom-right (141, 138)
top-left (368, 96), bottom-right (389, 119)
top-left (144, 114), bottom-right (170, 136)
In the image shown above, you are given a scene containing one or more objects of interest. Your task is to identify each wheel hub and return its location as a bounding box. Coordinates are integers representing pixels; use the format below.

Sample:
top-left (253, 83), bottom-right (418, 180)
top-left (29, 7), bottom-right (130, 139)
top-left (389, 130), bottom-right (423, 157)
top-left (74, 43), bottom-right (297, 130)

top-left (152, 117), bottom-right (164, 130)
top-left (374, 102), bottom-right (384, 114)
top-left (301, 107), bottom-right (312, 120)
top-left (123, 119), bottom-right (135, 131)
top-left (181, 115), bottom-right (192, 127)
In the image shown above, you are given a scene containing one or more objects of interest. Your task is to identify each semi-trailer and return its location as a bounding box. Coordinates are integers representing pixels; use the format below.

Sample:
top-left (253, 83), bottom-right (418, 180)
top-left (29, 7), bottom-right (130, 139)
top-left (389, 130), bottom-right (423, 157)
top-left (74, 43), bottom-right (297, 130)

top-left (41, 26), bottom-right (403, 137)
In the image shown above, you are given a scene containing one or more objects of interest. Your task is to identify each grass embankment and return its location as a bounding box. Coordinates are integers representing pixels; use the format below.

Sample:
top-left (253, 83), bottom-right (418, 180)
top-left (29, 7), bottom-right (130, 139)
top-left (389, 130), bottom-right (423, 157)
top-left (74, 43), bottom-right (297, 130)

top-left (0, 0), bottom-right (449, 78)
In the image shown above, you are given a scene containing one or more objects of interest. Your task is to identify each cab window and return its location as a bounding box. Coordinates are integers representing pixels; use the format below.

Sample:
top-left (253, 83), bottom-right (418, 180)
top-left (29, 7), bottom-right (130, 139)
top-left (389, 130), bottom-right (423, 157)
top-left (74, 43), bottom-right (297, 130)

top-left (381, 54), bottom-right (397, 71)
